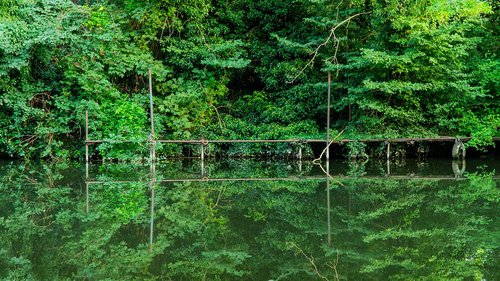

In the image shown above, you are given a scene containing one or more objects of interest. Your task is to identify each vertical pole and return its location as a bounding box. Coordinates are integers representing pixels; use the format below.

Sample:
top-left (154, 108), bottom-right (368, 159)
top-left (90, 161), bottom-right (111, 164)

top-left (327, 72), bottom-right (331, 160)
top-left (149, 141), bottom-right (153, 162)
top-left (85, 111), bottom-right (89, 162)
top-left (85, 162), bottom-right (89, 213)
top-left (201, 144), bottom-right (205, 161)
top-left (148, 69), bottom-right (155, 161)
top-left (149, 156), bottom-right (156, 181)
top-left (149, 69), bottom-right (155, 136)
top-left (326, 159), bottom-right (331, 246)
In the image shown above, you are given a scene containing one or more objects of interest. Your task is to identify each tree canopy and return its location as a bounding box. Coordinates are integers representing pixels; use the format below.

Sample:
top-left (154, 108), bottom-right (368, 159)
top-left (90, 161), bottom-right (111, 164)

top-left (0, 0), bottom-right (498, 159)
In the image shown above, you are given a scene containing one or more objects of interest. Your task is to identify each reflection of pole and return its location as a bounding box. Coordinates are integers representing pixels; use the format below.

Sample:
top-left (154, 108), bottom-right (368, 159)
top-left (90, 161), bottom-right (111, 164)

top-left (149, 160), bottom-right (155, 253)
top-left (326, 72), bottom-right (332, 245)
top-left (386, 141), bottom-right (391, 176)
top-left (149, 183), bottom-right (155, 253)
top-left (326, 72), bottom-right (331, 160)
top-left (86, 162), bottom-right (89, 213)
top-left (327, 160), bottom-right (331, 246)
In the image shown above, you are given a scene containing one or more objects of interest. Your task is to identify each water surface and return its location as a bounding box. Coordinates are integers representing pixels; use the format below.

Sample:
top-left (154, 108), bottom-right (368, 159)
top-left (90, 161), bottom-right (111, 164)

top-left (0, 158), bottom-right (498, 280)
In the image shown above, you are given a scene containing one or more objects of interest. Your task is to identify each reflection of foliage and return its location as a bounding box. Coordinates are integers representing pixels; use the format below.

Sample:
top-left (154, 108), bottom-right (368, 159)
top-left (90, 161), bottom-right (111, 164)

top-left (0, 160), bottom-right (498, 280)
top-left (346, 161), bottom-right (367, 177)
top-left (339, 175), bottom-right (498, 280)
top-left (345, 141), bottom-right (368, 160)
top-left (93, 182), bottom-right (148, 223)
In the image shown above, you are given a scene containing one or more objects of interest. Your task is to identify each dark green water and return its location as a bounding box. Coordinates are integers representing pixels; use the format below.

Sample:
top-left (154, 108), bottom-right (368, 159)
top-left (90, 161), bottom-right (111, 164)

top-left (0, 159), bottom-right (498, 280)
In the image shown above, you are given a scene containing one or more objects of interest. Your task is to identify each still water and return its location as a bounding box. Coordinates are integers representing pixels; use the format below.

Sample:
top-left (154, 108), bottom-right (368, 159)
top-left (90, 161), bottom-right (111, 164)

top-left (0, 158), bottom-right (498, 280)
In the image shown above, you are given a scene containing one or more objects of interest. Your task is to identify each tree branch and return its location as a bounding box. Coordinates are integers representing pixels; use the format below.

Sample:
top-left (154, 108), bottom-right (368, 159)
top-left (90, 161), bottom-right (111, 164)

top-left (287, 12), bottom-right (371, 84)
top-left (290, 242), bottom-right (330, 281)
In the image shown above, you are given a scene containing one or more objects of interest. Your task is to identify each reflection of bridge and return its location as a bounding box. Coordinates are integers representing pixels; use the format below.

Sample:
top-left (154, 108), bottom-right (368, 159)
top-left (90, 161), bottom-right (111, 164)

top-left (83, 159), bottom-right (498, 253)
top-left (85, 174), bottom-right (499, 184)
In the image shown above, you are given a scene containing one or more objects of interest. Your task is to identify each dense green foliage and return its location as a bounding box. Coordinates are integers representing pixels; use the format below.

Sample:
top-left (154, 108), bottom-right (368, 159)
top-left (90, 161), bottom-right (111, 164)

top-left (0, 159), bottom-right (498, 279)
top-left (0, 0), bottom-right (498, 159)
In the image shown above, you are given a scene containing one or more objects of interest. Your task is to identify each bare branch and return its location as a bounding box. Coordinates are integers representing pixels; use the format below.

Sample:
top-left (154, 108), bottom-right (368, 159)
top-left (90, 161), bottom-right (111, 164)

top-left (213, 187), bottom-right (225, 208)
top-left (210, 103), bottom-right (225, 130)
top-left (326, 251), bottom-right (340, 281)
top-left (289, 242), bottom-right (330, 281)
top-left (287, 12), bottom-right (371, 84)
top-left (313, 128), bottom-right (345, 163)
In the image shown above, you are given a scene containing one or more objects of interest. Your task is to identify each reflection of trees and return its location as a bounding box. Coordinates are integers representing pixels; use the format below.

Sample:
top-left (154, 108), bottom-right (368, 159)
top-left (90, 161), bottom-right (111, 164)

top-left (0, 161), bottom-right (497, 280)
top-left (326, 175), bottom-right (498, 280)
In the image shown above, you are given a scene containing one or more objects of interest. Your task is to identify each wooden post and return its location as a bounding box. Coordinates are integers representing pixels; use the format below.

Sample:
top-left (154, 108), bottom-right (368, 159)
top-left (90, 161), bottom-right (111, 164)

top-left (326, 72), bottom-right (331, 160)
top-left (85, 111), bottom-right (89, 162)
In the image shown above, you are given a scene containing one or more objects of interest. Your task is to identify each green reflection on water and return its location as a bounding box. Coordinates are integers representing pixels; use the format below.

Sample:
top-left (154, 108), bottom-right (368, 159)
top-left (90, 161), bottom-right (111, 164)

top-left (0, 159), bottom-right (498, 280)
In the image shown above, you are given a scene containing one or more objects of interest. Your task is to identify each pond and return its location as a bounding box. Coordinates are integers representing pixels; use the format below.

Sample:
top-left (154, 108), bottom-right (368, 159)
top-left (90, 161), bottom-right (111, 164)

top-left (0, 158), bottom-right (498, 280)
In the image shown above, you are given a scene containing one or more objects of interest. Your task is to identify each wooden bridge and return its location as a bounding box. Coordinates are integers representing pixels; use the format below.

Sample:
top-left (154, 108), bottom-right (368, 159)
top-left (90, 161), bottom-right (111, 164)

top-left (85, 124), bottom-right (497, 161)
top-left (84, 70), bottom-right (498, 162)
